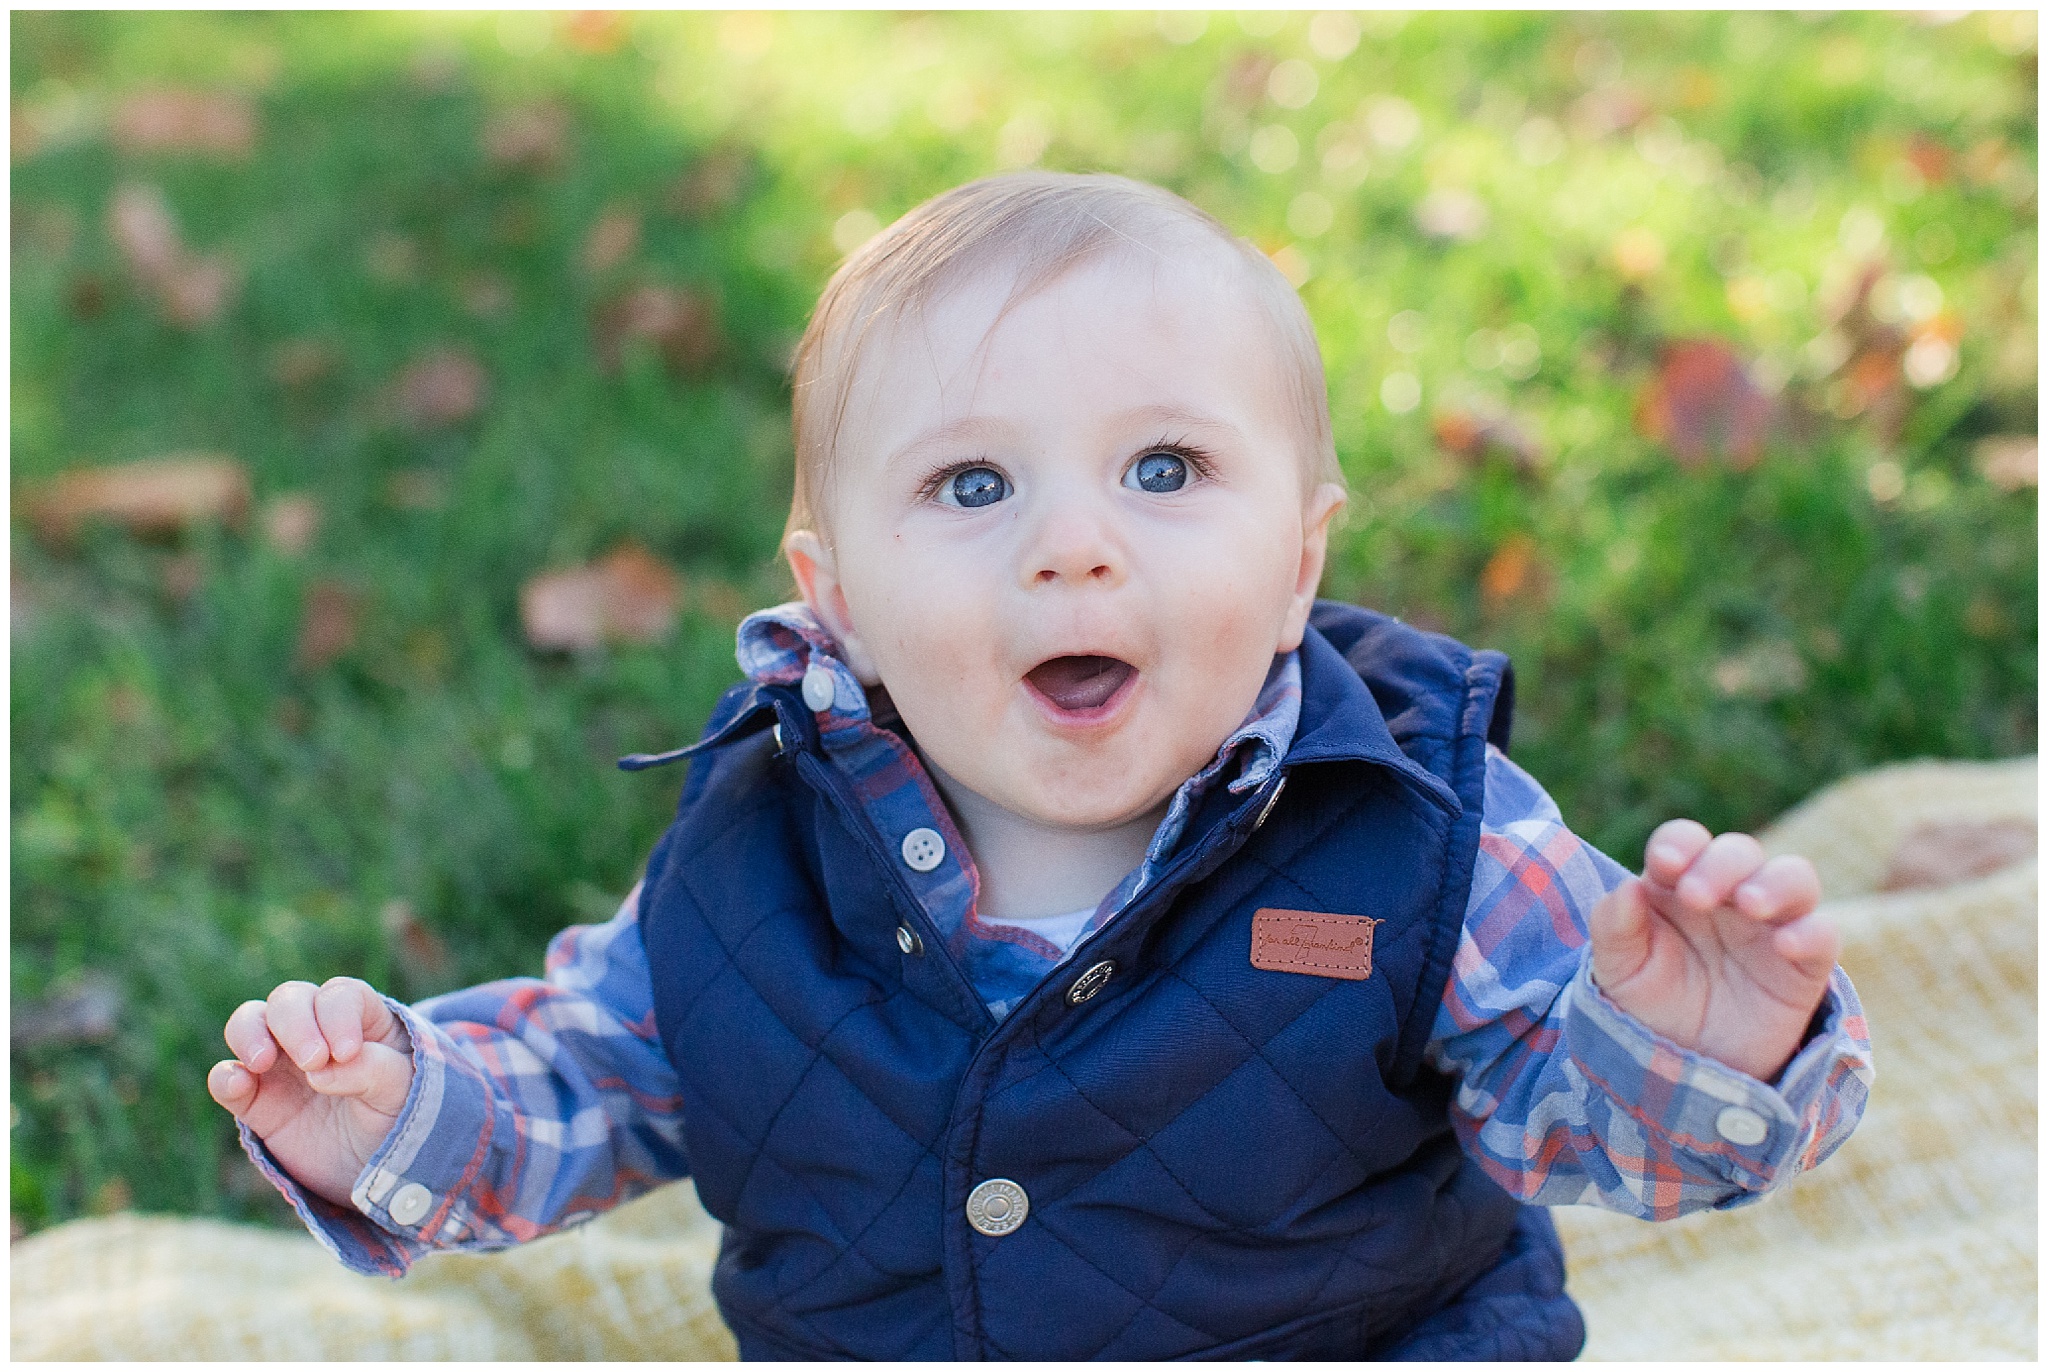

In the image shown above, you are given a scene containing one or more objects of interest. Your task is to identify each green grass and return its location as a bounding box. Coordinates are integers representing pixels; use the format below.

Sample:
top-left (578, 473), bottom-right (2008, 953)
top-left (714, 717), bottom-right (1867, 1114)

top-left (10, 10), bottom-right (2036, 1233)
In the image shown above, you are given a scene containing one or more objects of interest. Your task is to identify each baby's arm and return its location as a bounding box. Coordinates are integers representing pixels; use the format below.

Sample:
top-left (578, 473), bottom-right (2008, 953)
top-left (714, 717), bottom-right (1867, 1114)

top-left (209, 884), bottom-right (687, 1276)
top-left (1426, 748), bottom-right (1874, 1219)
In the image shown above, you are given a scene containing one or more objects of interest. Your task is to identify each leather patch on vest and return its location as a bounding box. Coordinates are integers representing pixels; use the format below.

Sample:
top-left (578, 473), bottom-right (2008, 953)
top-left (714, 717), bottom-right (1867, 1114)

top-left (1250, 909), bottom-right (1383, 981)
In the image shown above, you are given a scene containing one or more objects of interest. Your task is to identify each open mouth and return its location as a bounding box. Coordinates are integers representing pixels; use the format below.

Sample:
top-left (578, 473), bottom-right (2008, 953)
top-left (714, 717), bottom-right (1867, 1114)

top-left (1025, 655), bottom-right (1137, 716)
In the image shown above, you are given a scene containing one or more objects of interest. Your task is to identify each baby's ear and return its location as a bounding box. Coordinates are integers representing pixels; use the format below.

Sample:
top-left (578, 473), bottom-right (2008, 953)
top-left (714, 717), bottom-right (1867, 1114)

top-left (783, 529), bottom-right (883, 684)
top-left (1277, 483), bottom-right (1348, 651)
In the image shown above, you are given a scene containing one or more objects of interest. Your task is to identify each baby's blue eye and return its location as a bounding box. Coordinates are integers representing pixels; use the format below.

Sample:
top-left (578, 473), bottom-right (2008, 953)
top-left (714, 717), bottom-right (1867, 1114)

top-left (949, 466), bottom-right (1009, 508)
top-left (1128, 451), bottom-right (1188, 494)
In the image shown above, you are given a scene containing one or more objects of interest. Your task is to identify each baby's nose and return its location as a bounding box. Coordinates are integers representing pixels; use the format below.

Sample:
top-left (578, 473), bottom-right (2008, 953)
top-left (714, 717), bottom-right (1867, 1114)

top-left (1023, 502), bottom-right (1126, 588)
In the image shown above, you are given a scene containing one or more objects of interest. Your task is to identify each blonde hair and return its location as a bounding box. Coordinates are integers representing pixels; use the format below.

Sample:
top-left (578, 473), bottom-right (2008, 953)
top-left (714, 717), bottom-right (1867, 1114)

top-left (786, 171), bottom-right (1342, 538)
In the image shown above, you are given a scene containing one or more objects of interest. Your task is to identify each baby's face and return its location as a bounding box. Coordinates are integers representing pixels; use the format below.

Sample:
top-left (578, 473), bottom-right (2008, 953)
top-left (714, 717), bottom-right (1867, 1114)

top-left (789, 248), bottom-right (1344, 832)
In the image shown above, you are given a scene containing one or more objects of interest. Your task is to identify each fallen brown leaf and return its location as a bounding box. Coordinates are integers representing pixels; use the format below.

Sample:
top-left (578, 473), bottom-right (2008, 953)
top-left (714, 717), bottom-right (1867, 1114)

top-left (591, 283), bottom-right (719, 376)
top-left (380, 899), bottom-right (451, 978)
top-left (1432, 406), bottom-right (1543, 473)
top-left (581, 205), bottom-right (641, 275)
top-left (104, 182), bottom-right (237, 325)
top-left (12, 973), bottom-right (122, 1049)
top-left (269, 337), bottom-right (338, 389)
top-left (1634, 339), bottom-right (1775, 469)
top-left (160, 551), bottom-right (204, 602)
top-left (460, 271), bottom-right (513, 317)
top-left (295, 579), bottom-right (363, 672)
top-left (394, 348), bottom-right (487, 428)
top-left (520, 541), bottom-right (684, 651)
top-left (483, 101), bottom-right (569, 170)
top-left (111, 88), bottom-right (256, 157)
top-left (668, 148), bottom-right (751, 219)
top-left (261, 494), bottom-right (321, 556)
top-left (23, 453), bottom-right (252, 547)
top-left (1882, 818), bottom-right (2036, 891)
top-left (106, 182), bottom-right (183, 279)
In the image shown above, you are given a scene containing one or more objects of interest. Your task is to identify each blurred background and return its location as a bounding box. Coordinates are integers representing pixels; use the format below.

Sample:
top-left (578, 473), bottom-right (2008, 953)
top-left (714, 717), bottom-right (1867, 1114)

top-left (10, 10), bottom-right (2036, 1237)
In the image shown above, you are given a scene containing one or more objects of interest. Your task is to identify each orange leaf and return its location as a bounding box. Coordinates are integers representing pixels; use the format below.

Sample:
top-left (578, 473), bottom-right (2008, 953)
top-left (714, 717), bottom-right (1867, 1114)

top-left (24, 454), bottom-right (251, 547)
top-left (520, 541), bottom-right (683, 652)
top-left (104, 182), bottom-right (236, 325)
top-left (1480, 534), bottom-right (1538, 608)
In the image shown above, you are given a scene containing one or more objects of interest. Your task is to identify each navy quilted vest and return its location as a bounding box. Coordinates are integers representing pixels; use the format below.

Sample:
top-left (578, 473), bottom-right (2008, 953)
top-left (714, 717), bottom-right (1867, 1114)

top-left (635, 603), bottom-right (1585, 1360)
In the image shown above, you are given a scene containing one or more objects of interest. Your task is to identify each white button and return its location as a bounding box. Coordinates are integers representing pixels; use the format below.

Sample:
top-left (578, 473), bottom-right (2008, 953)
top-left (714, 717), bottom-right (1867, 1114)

top-left (801, 663), bottom-right (836, 713)
top-left (901, 827), bottom-right (945, 872)
top-left (388, 1181), bottom-right (434, 1227)
top-left (1715, 1106), bottom-right (1769, 1146)
top-left (965, 1178), bottom-right (1029, 1237)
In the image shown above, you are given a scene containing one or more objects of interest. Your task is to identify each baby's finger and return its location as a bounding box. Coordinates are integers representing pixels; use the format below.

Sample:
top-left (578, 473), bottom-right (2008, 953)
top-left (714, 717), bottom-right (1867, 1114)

top-left (1733, 854), bottom-right (1823, 924)
top-left (264, 980), bottom-right (331, 1072)
top-left (1642, 819), bottom-right (1713, 888)
top-left (1771, 910), bottom-right (1842, 976)
top-left (207, 1059), bottom-right (258, 1116)
top-left (224, 1000), bottom-right (280, 1072)
top-left (1674, 831), bottom-right (1766, 911)
top-left (313, 978), bottom-right (378, 1064)
top-left (305, 1040), bottom-right (415, 1116)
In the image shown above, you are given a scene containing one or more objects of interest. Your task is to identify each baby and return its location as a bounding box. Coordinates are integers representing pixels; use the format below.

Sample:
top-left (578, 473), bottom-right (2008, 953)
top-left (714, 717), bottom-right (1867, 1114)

top-left (211, 172), bottom-right (1873, 1360)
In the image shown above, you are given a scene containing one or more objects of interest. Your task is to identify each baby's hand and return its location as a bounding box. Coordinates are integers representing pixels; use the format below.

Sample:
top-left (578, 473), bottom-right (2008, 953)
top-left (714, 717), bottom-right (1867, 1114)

top-left (1588, 821), bottom-right (1838, 1083)
top-left (207, 977), bottom-right (415, 1208)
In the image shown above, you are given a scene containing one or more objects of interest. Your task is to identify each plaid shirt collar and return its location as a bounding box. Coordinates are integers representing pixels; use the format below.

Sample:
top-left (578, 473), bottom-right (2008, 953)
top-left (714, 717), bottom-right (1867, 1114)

top-left (734, 602), bottom-right (1303, 1017)
top-left (735, 600), bottom-right (1299, 808)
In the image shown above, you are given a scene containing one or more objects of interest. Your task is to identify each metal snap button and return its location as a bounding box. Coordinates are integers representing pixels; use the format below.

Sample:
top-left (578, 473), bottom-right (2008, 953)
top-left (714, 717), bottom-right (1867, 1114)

top-left (1253, 774), bottom-right (1288, 831)
top-left (388, 1181), bottom-right (434, 1227)
top-left (801, 663), bottom-right (836, 713)
top-left (965, 1178), bottom-right (1029, 1237)
top-left (1715, 1106), bottom-right (1769, 1146)
top-left (896, 923), bottom-right (924, 956)
top-left (1066, 960), bottom-right (1116, 1005)
top-left (770, 723), bottom-right (784, 752)
top-left (901, 827), bottom-right (945, 872)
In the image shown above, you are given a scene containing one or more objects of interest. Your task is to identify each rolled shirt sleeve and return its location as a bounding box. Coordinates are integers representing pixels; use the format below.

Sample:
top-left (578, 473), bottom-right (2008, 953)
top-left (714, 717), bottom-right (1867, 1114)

top-left (238, 883), bottom-right (689, 1277)
top-left (1426, 746), bottom-right (1876, 1219)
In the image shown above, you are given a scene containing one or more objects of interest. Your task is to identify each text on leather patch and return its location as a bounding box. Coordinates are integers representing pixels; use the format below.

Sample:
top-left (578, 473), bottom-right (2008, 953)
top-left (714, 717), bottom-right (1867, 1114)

top-left (1250, 909), bottom-right (1383, 981)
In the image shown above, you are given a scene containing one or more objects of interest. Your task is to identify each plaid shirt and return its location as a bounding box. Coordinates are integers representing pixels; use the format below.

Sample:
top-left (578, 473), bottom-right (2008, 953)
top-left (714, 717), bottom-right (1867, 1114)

top-left (245, 605), bottom-right (1873, 1276)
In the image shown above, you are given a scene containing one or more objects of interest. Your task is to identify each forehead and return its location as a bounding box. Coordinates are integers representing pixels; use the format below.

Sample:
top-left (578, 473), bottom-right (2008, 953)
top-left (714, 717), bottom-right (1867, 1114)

top-left (838, 243), bottom-right (1292, 468)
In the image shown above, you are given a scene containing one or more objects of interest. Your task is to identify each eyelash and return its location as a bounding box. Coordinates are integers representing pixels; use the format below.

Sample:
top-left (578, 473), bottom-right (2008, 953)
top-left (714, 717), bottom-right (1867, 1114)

top-left (915, 437), bottom-right (1218, 505)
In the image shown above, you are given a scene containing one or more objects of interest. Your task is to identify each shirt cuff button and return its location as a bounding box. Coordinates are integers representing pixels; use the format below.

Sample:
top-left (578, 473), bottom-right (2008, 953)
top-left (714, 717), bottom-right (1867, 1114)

top-left (1715, 1105), bottom-right (1769, 1147)
top-left (388, 1181), bottom-right (434, 1227)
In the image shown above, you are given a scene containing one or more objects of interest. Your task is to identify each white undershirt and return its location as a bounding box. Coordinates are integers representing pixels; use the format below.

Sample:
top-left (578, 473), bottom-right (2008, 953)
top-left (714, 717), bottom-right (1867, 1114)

top-left (1000, 904), bottom-right (1098, 955)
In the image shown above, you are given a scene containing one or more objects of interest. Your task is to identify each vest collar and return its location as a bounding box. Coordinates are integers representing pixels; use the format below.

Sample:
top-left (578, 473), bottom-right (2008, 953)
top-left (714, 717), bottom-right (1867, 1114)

top-left (1285, 621), bottom-right (1462, 817)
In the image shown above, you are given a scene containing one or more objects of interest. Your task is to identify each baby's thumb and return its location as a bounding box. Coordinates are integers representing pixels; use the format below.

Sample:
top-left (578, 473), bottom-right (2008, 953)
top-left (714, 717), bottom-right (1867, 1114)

top-left (207, 1059), bottom-right (258, 1117)
top-left (304, 1040), bottom-right (415, 1117)
top-left (1588, 877), bottom-right (1655, 989)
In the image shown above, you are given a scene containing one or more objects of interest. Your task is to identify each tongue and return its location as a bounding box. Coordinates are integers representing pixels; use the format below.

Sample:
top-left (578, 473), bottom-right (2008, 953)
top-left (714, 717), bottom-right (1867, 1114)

top-left (1027, 656), bottom-right (1134, 712)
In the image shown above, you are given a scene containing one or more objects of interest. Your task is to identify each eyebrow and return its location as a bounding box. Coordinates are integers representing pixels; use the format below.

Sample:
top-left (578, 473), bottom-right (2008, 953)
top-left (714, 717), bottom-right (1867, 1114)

top-left (882, 403), bottom-right (1245, 471)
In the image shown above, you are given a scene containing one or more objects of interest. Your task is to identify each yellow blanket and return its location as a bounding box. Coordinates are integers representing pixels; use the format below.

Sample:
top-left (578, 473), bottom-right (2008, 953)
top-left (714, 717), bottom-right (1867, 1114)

top-left (13, 758), bottom-right (2036, 1360)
